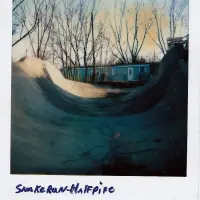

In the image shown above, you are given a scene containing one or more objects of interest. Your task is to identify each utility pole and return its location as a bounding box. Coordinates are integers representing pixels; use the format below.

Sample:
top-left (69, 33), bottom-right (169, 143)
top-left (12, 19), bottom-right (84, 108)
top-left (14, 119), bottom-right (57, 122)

top-left (91, 12), bottom-right (96, 81)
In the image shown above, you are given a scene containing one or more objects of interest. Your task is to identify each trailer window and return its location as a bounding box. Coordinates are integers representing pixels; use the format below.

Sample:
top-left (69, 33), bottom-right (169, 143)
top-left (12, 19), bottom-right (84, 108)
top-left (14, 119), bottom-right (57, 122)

top-left (140, 67), bottom-right (145, 73)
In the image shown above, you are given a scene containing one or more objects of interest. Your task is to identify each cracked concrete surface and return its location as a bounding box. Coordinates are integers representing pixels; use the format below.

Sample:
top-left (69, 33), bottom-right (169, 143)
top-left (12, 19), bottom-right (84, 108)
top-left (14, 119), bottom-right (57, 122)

top-left (11, 44), bottom-right (188, 176)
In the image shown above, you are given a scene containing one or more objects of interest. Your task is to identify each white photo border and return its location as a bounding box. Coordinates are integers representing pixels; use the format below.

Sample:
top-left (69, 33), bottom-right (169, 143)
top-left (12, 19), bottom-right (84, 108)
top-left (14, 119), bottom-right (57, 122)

top-left (0, 0), bottom-right (199, 199)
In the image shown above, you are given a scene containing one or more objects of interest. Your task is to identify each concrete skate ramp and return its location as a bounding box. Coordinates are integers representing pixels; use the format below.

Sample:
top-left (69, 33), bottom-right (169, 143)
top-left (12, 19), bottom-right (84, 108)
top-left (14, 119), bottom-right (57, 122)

top-left (11, 44), bottom-right (188, 176)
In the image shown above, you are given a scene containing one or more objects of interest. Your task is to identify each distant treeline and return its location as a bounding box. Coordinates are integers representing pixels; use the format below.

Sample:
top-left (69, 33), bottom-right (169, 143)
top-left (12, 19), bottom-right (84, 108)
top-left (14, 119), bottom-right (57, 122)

top-left (77, 56), bottom-right (160, 68)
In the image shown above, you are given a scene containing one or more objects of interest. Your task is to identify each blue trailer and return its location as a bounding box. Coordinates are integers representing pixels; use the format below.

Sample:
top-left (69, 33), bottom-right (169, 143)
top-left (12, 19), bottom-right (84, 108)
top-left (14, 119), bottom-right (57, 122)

top-left (70, 64), bottom-right (150, 82)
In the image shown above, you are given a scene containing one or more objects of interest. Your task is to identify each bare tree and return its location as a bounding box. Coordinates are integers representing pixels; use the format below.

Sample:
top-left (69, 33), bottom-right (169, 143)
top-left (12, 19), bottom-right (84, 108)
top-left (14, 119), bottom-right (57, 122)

top-left (13, 0), bottom-right (25, 12)
top-left (12, 0), bottom-right (25, 36)
top-left (64, 0), bottom-right (84, 68)
top-left (82, 11), bottom-right (92, 81)
top-left (12, 0), bottom-right (45, 47)
top-left (58, 0), bottom-right (83, 79)
top-left (149, 0), bottom-right (168, 55)
top-left (109, 0), bottom-right (153, 64)
top-left (50, 0), bottom-right (104, 81)
top-left (26, 0), bottom-right (58, 59)
top-left (78, 0), bottom-right (102, 81)
top-left (149, 0), bottom-right (188, 55)
top-left (169, 0), bottom-right (188, 38)
top-left (47, 0), bottom-right (83, 79)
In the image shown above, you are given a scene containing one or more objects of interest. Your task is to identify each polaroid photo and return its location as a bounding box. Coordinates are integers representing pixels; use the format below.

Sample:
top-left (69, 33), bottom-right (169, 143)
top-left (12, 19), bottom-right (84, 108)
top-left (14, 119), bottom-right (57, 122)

top-left (0, 0), bottom-right (200, 199)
